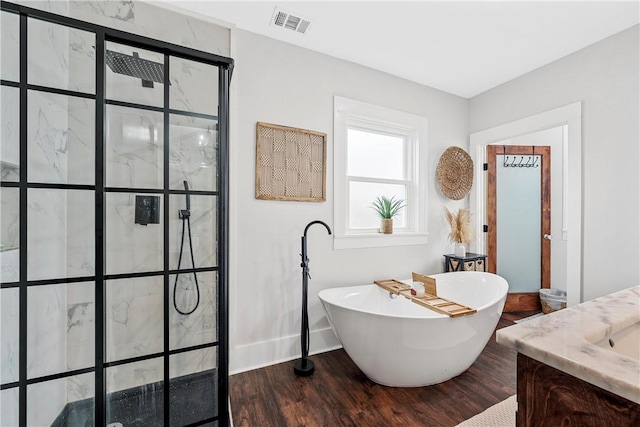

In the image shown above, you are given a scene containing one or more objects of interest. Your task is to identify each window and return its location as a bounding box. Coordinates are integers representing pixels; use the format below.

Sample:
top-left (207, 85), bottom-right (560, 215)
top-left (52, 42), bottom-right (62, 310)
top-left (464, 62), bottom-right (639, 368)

top-left (347, 128), bottom-right (409, 230)
top-left (334, 96), bottom-right (428, 249)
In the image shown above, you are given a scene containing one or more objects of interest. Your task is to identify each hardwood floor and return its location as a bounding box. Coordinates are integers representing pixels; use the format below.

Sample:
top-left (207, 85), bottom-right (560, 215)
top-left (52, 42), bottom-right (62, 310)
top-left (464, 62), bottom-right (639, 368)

top-left (229, 311), bottom-right (537, 427)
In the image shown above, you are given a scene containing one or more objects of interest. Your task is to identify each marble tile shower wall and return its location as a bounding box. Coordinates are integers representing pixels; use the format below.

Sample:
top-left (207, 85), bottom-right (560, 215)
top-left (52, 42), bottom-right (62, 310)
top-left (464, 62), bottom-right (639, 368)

top-left (0, 87), bottom-right (19, 182)
top-left (13, 0), bottom-right (231, 57)
top-left (1, 1), bottom-right (229, 425)
top-left (3, 17), bottom-right (76, 426)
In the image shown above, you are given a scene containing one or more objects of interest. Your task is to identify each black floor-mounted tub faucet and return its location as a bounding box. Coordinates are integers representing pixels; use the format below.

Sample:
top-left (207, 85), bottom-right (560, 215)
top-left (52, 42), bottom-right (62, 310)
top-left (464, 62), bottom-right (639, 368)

top-left (294, 220), bottom-right (332, 377)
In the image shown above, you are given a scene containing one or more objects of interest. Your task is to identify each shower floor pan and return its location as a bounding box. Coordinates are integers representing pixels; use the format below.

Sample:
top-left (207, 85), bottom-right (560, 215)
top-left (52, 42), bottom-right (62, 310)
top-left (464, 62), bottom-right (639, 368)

top-left (50, 369), bottom-right (218, 427)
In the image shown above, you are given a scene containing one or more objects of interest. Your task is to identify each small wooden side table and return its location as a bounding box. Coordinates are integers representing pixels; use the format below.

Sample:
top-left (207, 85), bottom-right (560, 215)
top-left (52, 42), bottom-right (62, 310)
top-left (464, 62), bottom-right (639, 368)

top-left (444, 253), bottom-right (487, 272)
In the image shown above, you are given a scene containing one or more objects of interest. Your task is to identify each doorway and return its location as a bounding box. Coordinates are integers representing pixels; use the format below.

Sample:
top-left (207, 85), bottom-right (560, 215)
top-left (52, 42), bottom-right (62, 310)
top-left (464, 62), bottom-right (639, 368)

top-left (487, 145), bottom-right (550, 312)
top-left (469, 103), bottom-right (582, 308)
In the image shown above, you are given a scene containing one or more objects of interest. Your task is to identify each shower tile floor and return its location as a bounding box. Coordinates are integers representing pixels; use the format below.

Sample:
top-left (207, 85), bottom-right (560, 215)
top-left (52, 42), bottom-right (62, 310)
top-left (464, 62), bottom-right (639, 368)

top-left (230, 311), bottom-right (537, 427)
top-left (52, 369), bottom-right (218, 427)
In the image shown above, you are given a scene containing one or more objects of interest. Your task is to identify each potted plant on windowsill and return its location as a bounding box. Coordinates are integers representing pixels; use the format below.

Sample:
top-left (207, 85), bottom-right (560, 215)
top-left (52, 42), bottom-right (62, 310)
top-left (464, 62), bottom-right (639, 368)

top-left (371, 196), bottom-right (406, 234)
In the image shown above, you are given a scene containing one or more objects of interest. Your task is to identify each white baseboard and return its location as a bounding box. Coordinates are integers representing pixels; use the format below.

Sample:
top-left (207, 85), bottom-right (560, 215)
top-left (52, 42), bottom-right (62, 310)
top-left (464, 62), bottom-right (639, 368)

top-left (230, 326), bottom-right (341, 375)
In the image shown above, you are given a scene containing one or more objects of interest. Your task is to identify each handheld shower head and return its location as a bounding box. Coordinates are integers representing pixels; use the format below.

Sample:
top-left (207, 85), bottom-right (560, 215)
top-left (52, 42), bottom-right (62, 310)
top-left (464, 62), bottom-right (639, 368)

top-left (183, 180), bottom-right (191, 211)
top-left (174, 179), bottom-right (200, 315)
top-left (179, 181), bottom-right (191, 220)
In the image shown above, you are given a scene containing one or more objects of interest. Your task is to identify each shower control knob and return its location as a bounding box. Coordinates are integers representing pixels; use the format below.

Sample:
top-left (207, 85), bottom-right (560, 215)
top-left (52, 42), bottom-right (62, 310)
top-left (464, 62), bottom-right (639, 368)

top-left (543, 234), bottom-right (553, 240)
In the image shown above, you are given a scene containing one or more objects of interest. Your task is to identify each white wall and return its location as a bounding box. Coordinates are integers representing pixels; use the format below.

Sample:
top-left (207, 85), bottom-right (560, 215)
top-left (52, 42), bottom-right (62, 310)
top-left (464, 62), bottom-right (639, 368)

top-left (469, 25), bottom-right (640, 302)
top-left (230, 29), bottom-right (469, 373)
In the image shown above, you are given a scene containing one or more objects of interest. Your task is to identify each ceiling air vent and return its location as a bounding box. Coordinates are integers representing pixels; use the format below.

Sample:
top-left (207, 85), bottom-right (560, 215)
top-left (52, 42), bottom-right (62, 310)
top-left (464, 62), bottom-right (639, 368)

top-left (271, 7), bottom-right (311, 35)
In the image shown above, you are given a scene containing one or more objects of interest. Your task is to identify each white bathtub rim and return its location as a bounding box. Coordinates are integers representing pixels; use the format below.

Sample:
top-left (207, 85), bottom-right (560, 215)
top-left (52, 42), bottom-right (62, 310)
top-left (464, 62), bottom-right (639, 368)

top-left (319, 272), bottom-right (508, 320)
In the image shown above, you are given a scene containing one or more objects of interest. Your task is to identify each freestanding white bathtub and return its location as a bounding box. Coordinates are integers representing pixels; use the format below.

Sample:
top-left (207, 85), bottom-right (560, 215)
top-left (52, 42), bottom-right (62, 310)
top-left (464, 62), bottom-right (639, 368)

top-left (318, 271), bottom-right (508, 387)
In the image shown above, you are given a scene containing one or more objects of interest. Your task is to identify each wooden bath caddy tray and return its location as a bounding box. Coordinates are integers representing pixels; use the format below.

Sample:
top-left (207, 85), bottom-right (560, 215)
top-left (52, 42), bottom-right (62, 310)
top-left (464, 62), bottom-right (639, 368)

top-left (374, 279), bottom-right (477, 317)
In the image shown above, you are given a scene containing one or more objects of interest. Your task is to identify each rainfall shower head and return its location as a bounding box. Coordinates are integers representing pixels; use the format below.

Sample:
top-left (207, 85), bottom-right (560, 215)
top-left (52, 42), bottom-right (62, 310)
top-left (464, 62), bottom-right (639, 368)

top-left (105, 50), bottom-right (167, 88)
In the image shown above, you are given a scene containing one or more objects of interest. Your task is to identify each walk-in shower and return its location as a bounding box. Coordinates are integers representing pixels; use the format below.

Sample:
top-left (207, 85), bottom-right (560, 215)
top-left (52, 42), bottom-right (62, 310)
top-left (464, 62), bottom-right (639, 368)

top-left (0, 2), bottom-right (232, 426)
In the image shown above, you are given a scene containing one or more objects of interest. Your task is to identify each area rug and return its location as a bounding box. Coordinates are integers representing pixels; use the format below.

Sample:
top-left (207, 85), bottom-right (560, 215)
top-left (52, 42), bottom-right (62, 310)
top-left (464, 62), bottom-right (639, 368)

top-left (455, 395), bottom-right (516, 426)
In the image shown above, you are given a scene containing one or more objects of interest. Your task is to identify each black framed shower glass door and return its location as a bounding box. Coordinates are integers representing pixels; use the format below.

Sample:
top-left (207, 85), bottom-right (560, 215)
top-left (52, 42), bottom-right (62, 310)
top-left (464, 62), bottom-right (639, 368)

top-left (0, 2), bottom-right (232, 426)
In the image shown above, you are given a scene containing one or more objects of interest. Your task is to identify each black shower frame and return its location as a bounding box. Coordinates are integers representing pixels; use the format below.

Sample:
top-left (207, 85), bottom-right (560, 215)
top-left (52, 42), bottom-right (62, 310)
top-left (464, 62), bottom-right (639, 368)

top-left (0, 2), bottom-right (233, 426)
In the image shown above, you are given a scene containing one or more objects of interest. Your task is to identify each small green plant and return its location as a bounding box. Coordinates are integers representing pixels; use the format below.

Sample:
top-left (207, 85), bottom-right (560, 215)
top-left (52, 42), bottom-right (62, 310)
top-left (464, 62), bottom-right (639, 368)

top-left (371, 195), bottom-right (406, 219)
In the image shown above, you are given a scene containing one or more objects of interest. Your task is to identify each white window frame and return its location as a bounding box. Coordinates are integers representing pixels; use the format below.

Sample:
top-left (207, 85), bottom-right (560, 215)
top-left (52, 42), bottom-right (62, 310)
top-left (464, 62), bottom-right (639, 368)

top-left (333, 96), bottom-right (429, 249)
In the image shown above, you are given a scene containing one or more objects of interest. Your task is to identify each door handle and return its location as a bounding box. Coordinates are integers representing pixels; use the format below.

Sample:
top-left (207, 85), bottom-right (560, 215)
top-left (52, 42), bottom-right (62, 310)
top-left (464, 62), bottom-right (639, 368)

top-left (544, 234), bottom-right (553, 240)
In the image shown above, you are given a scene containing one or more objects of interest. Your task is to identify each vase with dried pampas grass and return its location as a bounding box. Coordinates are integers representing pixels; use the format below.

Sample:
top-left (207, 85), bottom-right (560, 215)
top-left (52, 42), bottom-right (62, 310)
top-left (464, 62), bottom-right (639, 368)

top-left (444, 207), bottom-right (474, 257)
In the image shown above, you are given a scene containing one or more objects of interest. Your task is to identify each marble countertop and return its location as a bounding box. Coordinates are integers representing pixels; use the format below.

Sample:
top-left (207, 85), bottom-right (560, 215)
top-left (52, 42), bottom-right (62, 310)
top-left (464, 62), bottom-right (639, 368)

top-left (497, 285), bottom-right (640, 404)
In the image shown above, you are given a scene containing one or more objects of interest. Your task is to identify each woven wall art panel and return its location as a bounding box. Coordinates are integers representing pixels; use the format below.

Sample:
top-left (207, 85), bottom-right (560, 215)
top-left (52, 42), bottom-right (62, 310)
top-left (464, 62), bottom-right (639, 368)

top-left (256, 122), bottom-right (327, 202)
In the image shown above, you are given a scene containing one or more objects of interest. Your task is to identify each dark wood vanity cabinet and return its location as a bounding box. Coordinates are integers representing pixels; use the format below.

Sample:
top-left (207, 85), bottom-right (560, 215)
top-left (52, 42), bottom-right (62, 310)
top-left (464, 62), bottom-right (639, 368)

top-left (516, 354), bottom-right (640, 426)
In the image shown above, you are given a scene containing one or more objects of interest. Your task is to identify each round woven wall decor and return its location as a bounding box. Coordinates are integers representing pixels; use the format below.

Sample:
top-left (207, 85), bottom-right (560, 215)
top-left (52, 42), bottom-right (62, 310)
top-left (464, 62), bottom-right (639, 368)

top-left (436, 146), bottom-right (474, 200)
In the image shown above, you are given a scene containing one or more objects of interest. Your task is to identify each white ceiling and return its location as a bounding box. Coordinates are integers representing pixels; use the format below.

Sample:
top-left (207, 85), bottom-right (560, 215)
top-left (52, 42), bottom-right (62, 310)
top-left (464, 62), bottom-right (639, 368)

top-left (160, 1), bottom-right (640, 98)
